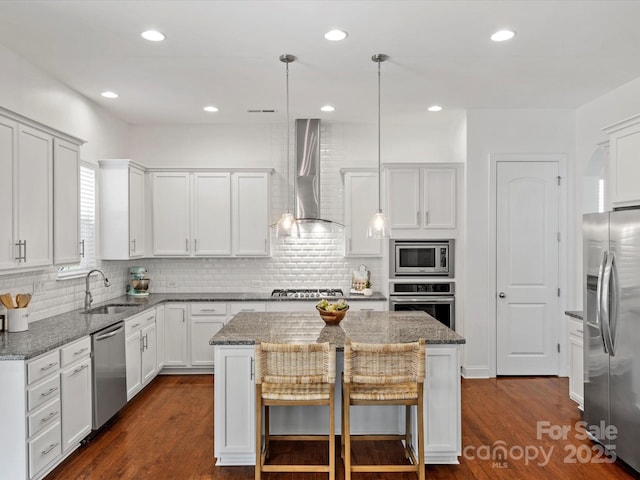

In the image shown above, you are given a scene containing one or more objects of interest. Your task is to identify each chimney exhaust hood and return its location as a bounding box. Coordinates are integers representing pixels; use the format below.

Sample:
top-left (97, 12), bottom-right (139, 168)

top-left (293, 118), bottom-right (343, 230)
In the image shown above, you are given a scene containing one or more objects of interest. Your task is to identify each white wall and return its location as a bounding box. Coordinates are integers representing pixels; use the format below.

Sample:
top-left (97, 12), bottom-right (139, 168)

top-left (573, 77), bottom-right (640, 309)
top-left (0, 43), bottom-right (129, 163)
top-left (464, 109), bottom-right (575, 378)
top-left (0, 42), bottom-right (131, 322)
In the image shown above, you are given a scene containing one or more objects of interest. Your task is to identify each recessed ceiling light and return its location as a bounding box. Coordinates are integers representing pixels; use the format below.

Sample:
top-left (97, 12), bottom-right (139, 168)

top-left (324, 29), bottom-right (348, 41)
top-left (203, 106), bottom-right (219, 112)
top-left (491, 29), bottom-right (516, 42)
top-left (141, 30), bottom-right (166, 42)
top-left (321, 105), bottom-right (335, 112)
top-left (101, 91), bottom-right (119, 99)
top-left (427, 105), bottom-right (443, 112)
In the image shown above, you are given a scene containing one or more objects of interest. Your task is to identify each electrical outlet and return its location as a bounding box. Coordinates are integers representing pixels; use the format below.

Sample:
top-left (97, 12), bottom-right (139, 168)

top-left (251, 281), bottom-right (261, 288)
top-left (167, 281), bottom-right (177, 289)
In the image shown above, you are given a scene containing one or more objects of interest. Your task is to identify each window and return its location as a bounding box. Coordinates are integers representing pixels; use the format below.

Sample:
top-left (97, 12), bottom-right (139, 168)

top-left (58, 163), bottom-right (97, 277)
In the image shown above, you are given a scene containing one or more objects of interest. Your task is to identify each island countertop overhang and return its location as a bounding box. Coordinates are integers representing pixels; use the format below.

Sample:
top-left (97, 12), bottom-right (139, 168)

top-left (210, 311), bottom-right (465, 348)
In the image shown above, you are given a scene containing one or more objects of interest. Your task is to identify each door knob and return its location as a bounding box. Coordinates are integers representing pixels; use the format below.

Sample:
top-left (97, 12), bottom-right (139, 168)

top-left (498, 292), bottom-right (506, 298)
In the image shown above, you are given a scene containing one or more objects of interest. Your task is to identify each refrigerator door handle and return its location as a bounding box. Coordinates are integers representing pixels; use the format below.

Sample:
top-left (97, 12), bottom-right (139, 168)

top-left (602, 251), bottom-right (615, 356)
top-left (608, 252), bottom-right (619, 355)
top-left (596, 250), bottom-right (609, 354)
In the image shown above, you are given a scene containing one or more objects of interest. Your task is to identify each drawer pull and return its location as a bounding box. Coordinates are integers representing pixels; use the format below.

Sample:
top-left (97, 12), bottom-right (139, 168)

top-left (40, 387), bottom-right (58, 398)
top-left (74, 347), bottom-right (89, 356)
top-left (72, 365), bottom-right (88, 375)
top-left (359, 309), bottom-right (374, 311)
top-left (147, 316), bottom-right (155, 321)
top-left (576, 329), bottom-right (583, 334)
top-left (131, 323), bottom-right (141, 329)
top-left (241, 309), bottom-right (255, 312)
top-left (41, 411), bottom-right (58, 422)
top-left (200, 309), bottom-right (219, 312)
top-left (40, 362), bottom-right (58, 372)
top-left (41, 443), bottom-right (59, 456)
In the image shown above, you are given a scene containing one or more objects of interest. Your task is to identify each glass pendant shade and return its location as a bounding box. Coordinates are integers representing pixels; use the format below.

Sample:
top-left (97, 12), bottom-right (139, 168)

top-left (367, 210), bottom-right (389, 238)
top-left (276, 211), bottom-right (295, 237)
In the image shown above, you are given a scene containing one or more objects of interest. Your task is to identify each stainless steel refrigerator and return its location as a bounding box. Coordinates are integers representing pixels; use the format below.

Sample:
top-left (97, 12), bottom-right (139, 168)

top-left (584, 210), bottom-right (640, 472)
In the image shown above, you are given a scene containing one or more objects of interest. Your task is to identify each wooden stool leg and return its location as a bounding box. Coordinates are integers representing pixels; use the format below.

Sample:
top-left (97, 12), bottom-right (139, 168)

top-left (344, 384), bottom-right (351, 480)
top-left (255, 386), bottom-right (262, 480)
top-left (329, 384), bottom-right (335, 480)
top-left (405, 405), bottom-right (411, 459)
top-left (418, 384), bottom-right (425, 480)
top-left (264, 405), bottom-right (270, 460)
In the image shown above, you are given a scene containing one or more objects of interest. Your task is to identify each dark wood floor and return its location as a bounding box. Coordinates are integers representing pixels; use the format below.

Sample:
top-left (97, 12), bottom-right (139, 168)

top-left (46, 375), bottom-right (640, 479)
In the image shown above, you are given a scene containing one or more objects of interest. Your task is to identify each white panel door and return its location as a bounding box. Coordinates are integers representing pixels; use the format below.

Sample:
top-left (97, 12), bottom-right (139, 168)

top-left (190, 317), bottom-right (224, 367)
top-left (141, 322), bottom-right (157, 385)
top-left (53, 139), bottom-right (80, 265)
top-left (496, 161), bottom-right (559, 375)
top-left (0, 117), bottom-right (16, 270)
top-left (17, 125), bottom-right (53, 268)
top-left (164, 304), bottom-right (188, 366)
top-left (344, 171), bottom-right (382, 256)
top-left (61, 357), bottom-right (92, 452)
top-left (129, 167), bottom-right (145, 257)
top-left (125, 330), bottom-right (142, 399)
top-left (233, 172), bottom-right (269, 255)
top-left (386, 167), bottom-right (420, 230)
top-left (193, 172), bottom-right (231, 255)
top-left (422, 167), bottom-right (456, 229)
top-left (152, 172), bottom-right (191, 256)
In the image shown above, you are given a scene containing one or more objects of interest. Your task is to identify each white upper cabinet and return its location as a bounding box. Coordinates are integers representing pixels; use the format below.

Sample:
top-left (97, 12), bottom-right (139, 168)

top-left (343, 169), bottom-right (383, 256)
top-left (151, 170), bottom-right (270, 258)
top-left (193, 172), bottom-right (231, 255)
top-left (385, 164), bottom-right (461, 237)
top-left (604, 114), bottom-right (640, 208)
top-left (100, 160), bottom-right (146, 260)
top-left (232, 172), bottom-right (270, 256)
top-left (17, 125), bottom-right (53, 268)
top-left (152, 172), bottom-right (191, 256)
top-left (0, 117), bottom-right (17, 270)
top-left (53, 139), bottom-right (81, 265)
top-left (0, 109), bottom-right (83, 271)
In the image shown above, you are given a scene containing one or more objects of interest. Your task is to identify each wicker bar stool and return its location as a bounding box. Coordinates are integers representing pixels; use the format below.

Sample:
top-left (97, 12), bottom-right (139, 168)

top-left (342, 338), bottom-right (426, 480)
top-left (254, 342), bottom-right (336, 480)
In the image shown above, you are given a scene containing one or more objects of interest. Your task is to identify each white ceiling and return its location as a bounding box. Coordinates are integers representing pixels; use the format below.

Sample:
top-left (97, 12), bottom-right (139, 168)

top-left (0, 0), bottom-right (639, 125)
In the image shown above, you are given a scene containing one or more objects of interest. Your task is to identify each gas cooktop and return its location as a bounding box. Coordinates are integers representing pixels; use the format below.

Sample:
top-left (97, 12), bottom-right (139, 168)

top-left (271, 288), bottom-right (344, 299)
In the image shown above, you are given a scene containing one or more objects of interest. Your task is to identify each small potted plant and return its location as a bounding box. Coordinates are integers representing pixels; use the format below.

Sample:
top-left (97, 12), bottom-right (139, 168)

top-left (363, 281), bottom-right (373, 297)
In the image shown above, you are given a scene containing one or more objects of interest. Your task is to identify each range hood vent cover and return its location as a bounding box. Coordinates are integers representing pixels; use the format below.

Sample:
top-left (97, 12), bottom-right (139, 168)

top-left (294, 119), bottom-right (343, 229)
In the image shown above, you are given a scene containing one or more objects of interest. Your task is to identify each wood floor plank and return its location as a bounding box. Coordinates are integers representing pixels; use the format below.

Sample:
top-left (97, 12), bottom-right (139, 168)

top-left (45, 375), bottom-right (640, 479)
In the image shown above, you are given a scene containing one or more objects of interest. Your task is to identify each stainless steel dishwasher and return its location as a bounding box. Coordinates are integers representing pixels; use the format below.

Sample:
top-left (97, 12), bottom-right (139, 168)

top-left (91, 321), bottom-right (127, 430)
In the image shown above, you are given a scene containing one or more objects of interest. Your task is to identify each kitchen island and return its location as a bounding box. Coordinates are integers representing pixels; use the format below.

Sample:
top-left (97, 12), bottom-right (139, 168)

top-left (210, 311), bottom-right (465, 466)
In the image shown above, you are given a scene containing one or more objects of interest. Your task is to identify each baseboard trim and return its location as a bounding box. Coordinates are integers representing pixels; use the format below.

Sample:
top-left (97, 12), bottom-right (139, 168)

top-left (461, 366), bottom-right (491, 379)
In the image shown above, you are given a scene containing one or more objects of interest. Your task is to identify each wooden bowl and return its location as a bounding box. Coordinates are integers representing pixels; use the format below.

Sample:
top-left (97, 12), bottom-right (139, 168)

top-left (316, 305), bottom-right (349, 325)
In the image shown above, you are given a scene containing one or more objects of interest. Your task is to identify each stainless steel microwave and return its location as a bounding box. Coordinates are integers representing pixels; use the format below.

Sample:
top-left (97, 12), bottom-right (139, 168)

top-left (390, 240), bottom-right (454, 277)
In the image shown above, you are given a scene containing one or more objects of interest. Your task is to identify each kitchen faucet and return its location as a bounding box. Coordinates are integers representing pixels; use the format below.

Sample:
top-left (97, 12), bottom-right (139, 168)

top-left (85, 269), bottom-right (111, 310)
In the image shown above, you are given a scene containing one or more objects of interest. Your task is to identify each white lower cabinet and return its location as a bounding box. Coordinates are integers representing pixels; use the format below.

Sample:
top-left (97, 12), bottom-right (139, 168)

top-left (125, 310), bottom-right (158, 400)
top-left (164, 303), bottom-right (189, 367)
top-left (0, 336), bottom-right (92, 480)
top-left (214, 345), bottom-right (256, 465)
top-left (568, 318), bottom-right (584, 409)
top-left (213, 343), bottom-right (461, 466)
top-left (190, 303), bottom-right (227, 368)
top-left (156, 305), bottom-right (165, 370)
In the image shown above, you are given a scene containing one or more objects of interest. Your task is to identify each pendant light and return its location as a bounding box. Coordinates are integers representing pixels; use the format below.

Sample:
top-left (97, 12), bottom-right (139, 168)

top-left (276, 54), bottom-right (296, 238)
top-left (367, 53), bottom-right (390, 238)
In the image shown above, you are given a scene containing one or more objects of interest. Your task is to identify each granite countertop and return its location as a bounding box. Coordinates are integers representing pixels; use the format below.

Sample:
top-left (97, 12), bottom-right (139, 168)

top-left (0, 292), bottom-right (387, 360)
top-left (565, 311), bottom-right (583, 321)
top-left (210, 311), bottom-right (466, 348)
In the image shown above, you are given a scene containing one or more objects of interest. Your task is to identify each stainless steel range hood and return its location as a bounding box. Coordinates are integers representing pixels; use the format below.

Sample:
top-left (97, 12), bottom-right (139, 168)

top-left (294, 119), bottom-right (343, 229)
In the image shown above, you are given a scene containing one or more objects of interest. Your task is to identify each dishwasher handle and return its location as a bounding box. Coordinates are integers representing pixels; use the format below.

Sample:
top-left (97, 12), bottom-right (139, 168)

top-left (94, 323), bottom-right (124, 341)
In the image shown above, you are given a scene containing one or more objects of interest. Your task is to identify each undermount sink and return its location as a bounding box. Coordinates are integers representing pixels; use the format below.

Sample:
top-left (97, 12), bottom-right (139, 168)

top-left (84, 303), bottom-right (139, 315)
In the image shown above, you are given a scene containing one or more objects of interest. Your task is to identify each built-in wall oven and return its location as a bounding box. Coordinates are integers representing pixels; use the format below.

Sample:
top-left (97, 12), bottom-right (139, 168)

top-left (389, 281), bottom-right (455, 330)
top-left (390, 239), bottom-right (453, 277)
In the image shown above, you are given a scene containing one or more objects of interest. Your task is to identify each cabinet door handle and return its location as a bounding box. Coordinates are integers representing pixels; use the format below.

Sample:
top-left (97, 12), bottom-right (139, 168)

top-left (348, 238), bottom-right (352, 252)
top-left (41, 411), bottom-right (58, 422)
top-left (147, 316), bottom-right (155, 321)
top-left (131, 238), bottom-right (136, 253)
top-left (144, 334), bottom-right (148, 350)
top-left (74, 347), bottom-right (89, 356)
top-left (264, 238), bottom-right (267, 251)
top-left (359, 308), bottom-right (374, 311)
top-left (23, 240), bottom-right (27, 262)
top-left (72, 364), bottom-right (88, 375)
top-left (240, 309), bottom-right (255, 312)
top-left (416, 211), bottom-right (420, 225)
top-left (425, 211), bottom-right (429, 225)
top-left (250, 357), bottom-right (254, 380)
top-left (140, 336), bottom-right (145, 352)
top-left (40, 387), bottom-right (58, 398)
top-left (41, 443), bottom-right (59, 455)
top-left (200, 309), bottom-right (219, 313)
top-left (186, 238), bottom-right (189, 252)
top-left (14, 240), bottom-right (26, 262)
top-left (131, 323), bottom-right (141, 329)
top-left (80, 239), bottom-right (85, 258)
top-left (40, 362), bottom-right (58, 372)
top-left (576, 329), bottom-right (584, 334)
